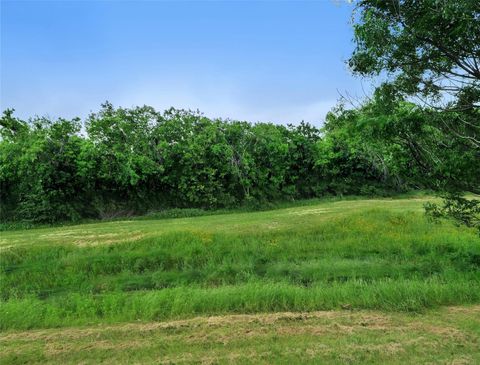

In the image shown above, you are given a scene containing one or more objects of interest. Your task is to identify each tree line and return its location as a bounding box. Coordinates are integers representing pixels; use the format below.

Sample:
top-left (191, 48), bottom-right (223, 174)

top-left (1, 95), bottom-right (477, 225)
top-left (0, 102), bottom-right (404, 223)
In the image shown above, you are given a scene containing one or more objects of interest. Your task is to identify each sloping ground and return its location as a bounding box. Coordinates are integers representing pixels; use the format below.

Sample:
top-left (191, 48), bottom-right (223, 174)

top-left (2, 305), bottom-right (479, 364)
top-left (0, 195), bottom-right (442, 249)
top-left (1, 195), bottom-right (479, 363)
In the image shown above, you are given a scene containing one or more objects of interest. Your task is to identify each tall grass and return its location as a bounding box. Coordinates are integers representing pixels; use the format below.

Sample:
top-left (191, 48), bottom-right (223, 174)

top-left (1, 205), bottom-right (479, 330)
top-left (2, 279), bottom-right (480, 330)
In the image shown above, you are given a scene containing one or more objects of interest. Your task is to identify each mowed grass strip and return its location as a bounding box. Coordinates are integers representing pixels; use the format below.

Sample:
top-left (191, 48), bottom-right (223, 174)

top-left (1, 196), bottom-right (479, 330)
top-left (2, 305), bottom-right (480, 365)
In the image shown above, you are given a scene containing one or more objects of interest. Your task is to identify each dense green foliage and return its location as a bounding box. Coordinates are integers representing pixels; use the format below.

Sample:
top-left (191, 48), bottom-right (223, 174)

top-left (349, 0), bottom-right (480, 231)
top-left (325, 95), bottom-right (480, 194)
top-left (350, 0), bottom-right (480, 104)
top-left (0, 104), bottom-right (414, 223)
top-left (1, 197), bottom-right (479, 330)
top-left (2, 98), bottom-right (478, 226)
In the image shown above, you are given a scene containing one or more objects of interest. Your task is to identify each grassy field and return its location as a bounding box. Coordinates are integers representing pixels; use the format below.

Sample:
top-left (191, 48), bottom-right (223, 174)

top-left (1, 195), bottom-right (480, 363)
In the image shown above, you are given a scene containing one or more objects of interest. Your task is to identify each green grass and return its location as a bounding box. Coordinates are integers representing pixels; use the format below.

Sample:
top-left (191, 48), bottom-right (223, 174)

top-left (1, 195), bottom-right (480, 363)
top-left (1, 195), bottom-right (479, 331)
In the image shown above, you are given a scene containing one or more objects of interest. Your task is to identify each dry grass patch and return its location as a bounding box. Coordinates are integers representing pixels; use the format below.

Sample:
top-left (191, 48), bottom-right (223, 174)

top-left (2, 305), bottom-right (480, 364)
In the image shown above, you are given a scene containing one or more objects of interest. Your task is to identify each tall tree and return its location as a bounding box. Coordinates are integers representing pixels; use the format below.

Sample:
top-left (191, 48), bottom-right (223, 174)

top-left (349, 0), bottom-right (480, 230)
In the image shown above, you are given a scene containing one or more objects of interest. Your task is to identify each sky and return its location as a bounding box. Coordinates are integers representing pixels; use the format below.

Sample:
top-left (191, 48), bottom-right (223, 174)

top-left (1, 0), bottom-right (369, 126)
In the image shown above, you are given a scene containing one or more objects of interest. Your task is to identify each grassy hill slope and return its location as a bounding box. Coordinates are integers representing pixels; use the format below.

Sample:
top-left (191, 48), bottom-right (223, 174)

top-left (1, 195), bottom-right (479, 363)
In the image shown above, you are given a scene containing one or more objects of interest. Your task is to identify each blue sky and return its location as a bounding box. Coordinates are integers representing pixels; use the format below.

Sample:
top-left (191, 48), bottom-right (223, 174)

top-left (1, 0), bottom-right (368, 125)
